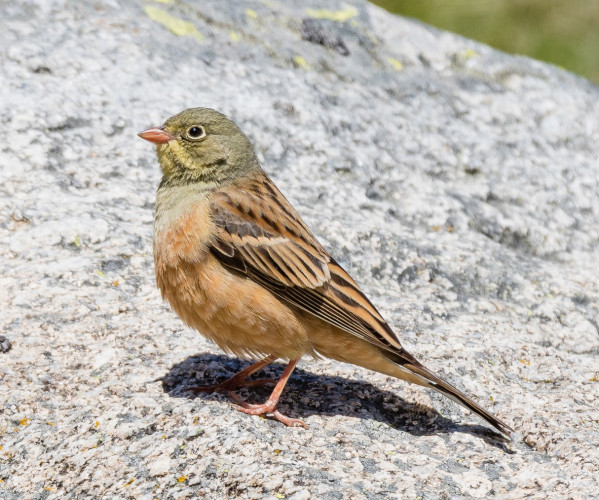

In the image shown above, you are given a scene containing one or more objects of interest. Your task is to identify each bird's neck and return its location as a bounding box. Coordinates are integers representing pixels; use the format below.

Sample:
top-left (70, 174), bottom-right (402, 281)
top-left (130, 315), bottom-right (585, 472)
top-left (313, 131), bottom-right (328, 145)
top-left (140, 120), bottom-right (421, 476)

top-left (155, 181), bottom-right (213, 228)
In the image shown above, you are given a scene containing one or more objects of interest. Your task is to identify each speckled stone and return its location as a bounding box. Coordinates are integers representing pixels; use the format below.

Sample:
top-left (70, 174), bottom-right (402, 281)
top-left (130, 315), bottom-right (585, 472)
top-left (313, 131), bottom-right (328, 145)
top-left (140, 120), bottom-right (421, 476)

top-left (1, 0), bottom-right (598, 499)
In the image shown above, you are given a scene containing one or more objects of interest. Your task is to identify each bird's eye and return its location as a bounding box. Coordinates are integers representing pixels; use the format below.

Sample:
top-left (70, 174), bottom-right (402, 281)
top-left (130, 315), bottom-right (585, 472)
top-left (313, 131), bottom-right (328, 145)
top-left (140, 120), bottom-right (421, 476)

top-left (186, 125), bottom-right (206, 140)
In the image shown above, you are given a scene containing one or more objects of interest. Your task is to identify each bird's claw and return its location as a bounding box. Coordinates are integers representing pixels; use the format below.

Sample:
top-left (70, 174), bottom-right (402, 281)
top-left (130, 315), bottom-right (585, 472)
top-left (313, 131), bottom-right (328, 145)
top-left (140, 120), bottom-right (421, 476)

top-left (231, 394), bottom-right (308, 429)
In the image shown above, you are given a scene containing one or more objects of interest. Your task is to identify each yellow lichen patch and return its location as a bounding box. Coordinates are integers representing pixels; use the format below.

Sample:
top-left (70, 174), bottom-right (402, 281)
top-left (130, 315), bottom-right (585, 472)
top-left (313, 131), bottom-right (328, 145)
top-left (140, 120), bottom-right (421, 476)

top-left (520, 359), bottom-right (530, 366)
top-left (95, 270), bottom-right (105, 277)
top-left (20, 418), bottom-right (30, 426)
top-left (293, 55), bottom-right (310, 69)
top-left (177, 476), bottom-right (187, 483)
top-left (230, 31), bottom-right (241, 42)
top-left (306, 6), bottom-right (358, 23)
top-left (245, 8), bottom-right (258, 19)
top-left (124, 478), bottom-right (135, 487)
top-left (152, 0), bottom-right (174, 4)
top-left (73, 235), bottom-right (81, 247)
top-left (463, 48), bottom-right (479, 59)
top-left (144, 6), bottom-right (203, 40)
top-left (388, 57), bottom-right (403, 71)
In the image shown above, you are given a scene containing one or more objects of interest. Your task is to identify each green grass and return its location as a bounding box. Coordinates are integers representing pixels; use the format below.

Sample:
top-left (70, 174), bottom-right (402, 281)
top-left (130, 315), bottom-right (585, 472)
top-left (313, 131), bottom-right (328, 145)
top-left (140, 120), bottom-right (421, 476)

top-left (371, 0), bottom-right (599, 82)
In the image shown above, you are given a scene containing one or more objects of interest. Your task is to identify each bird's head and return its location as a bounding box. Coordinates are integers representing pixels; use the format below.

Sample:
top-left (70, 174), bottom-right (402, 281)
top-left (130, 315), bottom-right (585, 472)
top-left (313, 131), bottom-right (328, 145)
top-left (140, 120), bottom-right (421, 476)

top-left (138, 108), bottom-right (258, 186)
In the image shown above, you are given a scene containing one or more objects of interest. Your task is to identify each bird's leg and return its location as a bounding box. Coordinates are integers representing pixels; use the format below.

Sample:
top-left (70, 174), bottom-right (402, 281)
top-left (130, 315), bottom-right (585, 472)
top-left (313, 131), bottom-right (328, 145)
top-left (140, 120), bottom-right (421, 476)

top-left (230, 358), bottom-right (307, 429)
top-left (191, 355), bottom-right (277, 394)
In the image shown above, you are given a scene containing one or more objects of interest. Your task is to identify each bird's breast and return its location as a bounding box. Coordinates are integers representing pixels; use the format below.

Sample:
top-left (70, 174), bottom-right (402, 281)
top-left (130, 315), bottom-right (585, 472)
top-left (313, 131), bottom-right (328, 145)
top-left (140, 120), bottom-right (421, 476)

top-left (153, 187), bottom-right (216, 267)
top-left (154, 252), bottom-right (311, 360)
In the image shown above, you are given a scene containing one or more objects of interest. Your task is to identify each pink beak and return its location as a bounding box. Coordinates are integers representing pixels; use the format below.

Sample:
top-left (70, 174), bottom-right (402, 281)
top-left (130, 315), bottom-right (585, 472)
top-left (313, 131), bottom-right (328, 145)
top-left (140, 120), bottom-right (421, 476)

top-left (137, 126), bottom-right (175, 144)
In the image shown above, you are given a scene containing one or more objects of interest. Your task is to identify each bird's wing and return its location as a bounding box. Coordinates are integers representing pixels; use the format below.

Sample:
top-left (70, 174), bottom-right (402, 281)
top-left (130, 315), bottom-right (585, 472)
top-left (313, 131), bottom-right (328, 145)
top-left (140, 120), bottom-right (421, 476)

top-left (209, 173), bottom-right (407, 354)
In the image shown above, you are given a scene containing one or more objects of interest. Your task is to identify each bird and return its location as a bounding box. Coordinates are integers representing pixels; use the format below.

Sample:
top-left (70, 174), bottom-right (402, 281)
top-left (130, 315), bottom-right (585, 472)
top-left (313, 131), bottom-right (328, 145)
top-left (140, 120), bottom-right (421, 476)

top-left (138, 107), bottom-right (513, 435)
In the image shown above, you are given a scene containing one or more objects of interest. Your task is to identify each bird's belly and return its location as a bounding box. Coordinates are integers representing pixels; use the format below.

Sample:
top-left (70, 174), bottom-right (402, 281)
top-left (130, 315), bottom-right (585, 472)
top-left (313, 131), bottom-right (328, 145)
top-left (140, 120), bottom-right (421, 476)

top-left (156, 254), bottom-right (310, 360)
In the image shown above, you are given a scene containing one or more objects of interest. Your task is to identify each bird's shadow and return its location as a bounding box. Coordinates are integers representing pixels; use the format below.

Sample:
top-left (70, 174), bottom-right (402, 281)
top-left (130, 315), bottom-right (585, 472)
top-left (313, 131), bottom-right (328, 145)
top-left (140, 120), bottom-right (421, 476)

top-left (161, 353), bottom-right (512, 450)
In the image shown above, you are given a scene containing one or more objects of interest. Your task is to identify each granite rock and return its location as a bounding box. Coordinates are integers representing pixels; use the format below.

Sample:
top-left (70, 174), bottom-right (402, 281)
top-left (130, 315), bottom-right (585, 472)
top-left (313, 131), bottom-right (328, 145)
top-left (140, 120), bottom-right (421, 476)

top-left (1, 0), bottom-right (598, 498)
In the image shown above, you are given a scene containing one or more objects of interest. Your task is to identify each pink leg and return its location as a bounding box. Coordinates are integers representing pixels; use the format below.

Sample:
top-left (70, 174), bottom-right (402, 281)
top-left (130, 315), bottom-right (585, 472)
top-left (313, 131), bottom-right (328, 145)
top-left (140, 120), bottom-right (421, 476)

top-left (230, 358), bottom-right (307, 429)
top-left (191, 355), bottom-right (276, 394)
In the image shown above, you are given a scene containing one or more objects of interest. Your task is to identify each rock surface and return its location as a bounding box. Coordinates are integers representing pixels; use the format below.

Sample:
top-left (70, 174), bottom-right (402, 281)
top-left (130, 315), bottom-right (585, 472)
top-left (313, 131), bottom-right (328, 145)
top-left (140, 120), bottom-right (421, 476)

top-left (1, 0), bottom-right (598, 498)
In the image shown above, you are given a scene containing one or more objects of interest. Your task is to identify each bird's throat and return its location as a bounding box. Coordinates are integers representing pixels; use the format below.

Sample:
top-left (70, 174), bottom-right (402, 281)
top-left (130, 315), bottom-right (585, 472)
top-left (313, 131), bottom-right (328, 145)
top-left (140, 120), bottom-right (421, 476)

top-left (156, 141), bottom-right (233, 188)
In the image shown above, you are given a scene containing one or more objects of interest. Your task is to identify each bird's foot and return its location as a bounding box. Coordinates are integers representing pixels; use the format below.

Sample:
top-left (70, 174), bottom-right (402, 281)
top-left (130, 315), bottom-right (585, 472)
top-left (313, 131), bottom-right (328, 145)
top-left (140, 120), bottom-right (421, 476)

top-left (230, 392), bottom-right (308, 429)
top-left (190, 356), bottom-right (277, 395)
top-left (271, 410), bottom-right (309, 429)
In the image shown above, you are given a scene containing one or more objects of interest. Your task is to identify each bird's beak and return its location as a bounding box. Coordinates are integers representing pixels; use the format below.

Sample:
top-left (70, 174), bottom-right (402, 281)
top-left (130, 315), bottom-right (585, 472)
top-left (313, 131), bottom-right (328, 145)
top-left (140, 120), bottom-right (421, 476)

top-left (137, 126), bottom-right (175, 144)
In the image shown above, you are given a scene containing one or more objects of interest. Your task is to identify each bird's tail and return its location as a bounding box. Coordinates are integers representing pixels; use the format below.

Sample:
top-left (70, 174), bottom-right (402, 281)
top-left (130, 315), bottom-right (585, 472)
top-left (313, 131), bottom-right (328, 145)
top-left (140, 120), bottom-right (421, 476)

top-left (387, 352), bottom-right (513, 436)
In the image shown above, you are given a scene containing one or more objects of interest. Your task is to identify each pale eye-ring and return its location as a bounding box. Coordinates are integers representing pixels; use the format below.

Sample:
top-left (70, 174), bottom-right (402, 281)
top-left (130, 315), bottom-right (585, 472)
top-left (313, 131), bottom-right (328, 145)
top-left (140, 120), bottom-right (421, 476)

top-left (186, 125), bottom-right (206, 140)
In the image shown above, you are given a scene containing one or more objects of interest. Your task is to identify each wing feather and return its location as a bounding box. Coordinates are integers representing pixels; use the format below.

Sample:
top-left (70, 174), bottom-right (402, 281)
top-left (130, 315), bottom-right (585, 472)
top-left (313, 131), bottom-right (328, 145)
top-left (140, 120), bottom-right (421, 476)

top-left (209, 173), bottom-right (405, 354)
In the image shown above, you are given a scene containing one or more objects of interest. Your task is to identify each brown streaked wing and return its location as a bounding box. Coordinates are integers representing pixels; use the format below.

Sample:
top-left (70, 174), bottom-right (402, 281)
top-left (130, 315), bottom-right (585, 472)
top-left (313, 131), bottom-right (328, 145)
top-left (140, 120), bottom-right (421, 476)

top-left (209, 173), bottom-right (407, 355)
top-left (210, 177), bottom-right (330, 289)
top-left (325, 259), bottom-right (406, 352)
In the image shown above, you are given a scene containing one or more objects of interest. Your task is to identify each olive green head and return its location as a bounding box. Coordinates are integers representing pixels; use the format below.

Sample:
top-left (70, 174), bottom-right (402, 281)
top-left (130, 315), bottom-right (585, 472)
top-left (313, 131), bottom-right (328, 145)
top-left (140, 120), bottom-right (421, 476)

top-left (138, 107), bottom-right (259, 186)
